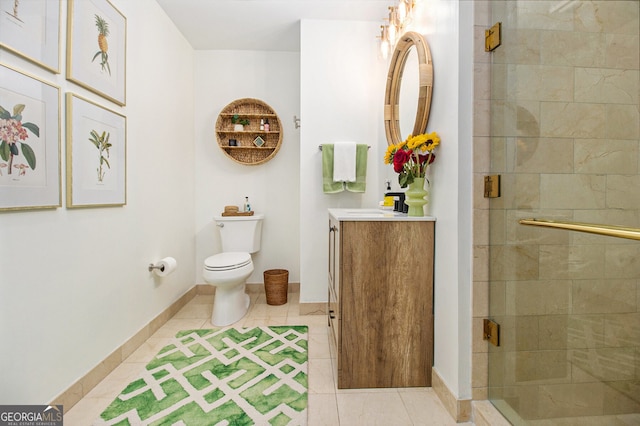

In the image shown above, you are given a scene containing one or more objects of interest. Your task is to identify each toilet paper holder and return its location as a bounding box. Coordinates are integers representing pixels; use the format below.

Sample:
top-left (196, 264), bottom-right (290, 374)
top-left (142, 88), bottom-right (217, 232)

top-left (148, 257), bottom-right (178, 276)
top-left (148, 263), bottom-right (165, 272)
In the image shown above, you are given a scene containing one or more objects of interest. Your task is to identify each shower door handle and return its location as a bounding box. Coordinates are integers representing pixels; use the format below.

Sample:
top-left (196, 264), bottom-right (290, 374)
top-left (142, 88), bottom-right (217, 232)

top-left (519, 219), bottom-right (640, 241)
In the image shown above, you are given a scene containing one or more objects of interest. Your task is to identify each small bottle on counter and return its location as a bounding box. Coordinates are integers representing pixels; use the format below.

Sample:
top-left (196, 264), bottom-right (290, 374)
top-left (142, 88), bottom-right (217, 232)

top-left (260, 119), bottom-right (265, 131)
top-left (244, 196), bottom-right (251, 212)
top-left (264, 119), bottom-right (270, 132)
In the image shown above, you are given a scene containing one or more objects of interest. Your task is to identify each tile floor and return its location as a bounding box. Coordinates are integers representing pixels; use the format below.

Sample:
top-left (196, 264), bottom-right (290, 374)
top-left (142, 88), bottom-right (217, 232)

top-left (65, 290), bottom-right (472, 425)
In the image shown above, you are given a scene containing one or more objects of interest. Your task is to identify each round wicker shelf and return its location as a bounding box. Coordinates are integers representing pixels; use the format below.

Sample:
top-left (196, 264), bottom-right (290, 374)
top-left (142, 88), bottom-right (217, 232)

top-left (215, 98), bottom-right (283, 165)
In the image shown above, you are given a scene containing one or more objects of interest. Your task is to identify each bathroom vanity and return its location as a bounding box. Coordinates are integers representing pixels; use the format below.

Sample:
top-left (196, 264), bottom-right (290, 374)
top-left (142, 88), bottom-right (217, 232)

top-left (327, 208), bottom-right (435, 389)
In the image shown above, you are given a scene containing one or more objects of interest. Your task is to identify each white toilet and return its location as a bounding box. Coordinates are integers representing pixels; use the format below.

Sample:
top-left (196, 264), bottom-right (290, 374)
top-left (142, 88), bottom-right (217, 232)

top-left (203, 213), bottom-right (264, 326)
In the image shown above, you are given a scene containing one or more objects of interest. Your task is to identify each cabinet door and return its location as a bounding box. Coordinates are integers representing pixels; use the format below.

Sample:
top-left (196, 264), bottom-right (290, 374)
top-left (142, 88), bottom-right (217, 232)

top-left (328, 218), bottom-right (339, 299)
top-left (339, 220), bottom-right (434, 389)
top-left (327, 218), bottom-right (340, 380)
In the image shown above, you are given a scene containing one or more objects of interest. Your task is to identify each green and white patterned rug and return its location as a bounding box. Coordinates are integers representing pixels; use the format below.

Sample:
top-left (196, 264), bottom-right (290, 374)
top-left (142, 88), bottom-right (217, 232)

top-left (96, 326), bottom-right (308, 426)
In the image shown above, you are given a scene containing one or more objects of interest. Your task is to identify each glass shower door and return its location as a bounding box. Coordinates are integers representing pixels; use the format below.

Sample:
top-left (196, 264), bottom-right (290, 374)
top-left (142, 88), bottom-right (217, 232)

top-left (487, 1), bottom-right (640, 424)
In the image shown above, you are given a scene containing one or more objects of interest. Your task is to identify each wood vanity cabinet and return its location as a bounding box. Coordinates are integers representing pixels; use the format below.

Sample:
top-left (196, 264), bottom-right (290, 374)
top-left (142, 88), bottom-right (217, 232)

top-left (328, 212), bottom-right (434, 389)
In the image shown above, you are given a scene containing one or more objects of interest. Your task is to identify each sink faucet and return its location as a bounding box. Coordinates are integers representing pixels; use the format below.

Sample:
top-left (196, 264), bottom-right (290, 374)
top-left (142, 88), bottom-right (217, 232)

top-left (384, 191), bottom-right (408, 213)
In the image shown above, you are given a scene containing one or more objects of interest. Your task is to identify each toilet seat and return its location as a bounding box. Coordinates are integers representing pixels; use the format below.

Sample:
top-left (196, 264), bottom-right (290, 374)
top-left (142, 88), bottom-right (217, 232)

top-left (204, 252), bottom-right (251, 271)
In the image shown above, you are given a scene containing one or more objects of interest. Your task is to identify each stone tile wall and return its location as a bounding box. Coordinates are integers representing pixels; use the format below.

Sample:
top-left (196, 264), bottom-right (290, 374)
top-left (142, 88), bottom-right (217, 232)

top-left (474, 0), bottom-right (640, 422)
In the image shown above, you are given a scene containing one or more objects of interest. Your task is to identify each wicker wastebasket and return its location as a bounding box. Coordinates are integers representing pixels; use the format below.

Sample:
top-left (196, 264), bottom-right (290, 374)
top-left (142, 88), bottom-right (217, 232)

top-left (263, 269), bottom-right (289, 305)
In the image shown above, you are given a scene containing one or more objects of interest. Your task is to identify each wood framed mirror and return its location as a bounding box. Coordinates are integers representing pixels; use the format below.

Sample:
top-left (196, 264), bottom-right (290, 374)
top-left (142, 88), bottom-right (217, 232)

top-left (384, 31), bottom-right (433, 146)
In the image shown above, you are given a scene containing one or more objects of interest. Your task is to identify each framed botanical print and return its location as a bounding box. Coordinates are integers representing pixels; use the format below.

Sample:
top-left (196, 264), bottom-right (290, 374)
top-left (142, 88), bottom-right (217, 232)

top-left (66, 93), bottom-right (126, 208)
top-left (0, 0), bottom-right (61, 73)
top-left (66, 0), bottom-right (126, 105)
top-left (0, 64), bottom-right (61, 211)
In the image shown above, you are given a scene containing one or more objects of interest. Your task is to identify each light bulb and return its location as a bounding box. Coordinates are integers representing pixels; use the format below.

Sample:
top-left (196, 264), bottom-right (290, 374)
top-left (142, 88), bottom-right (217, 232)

top-left (397, 1), bottom-right (407, 23)
top-left (388, 21), bottom-right (396, 45)
top-left (381, 39), bottom-right (390, 59)
top-left (379, 25), bottom-right (390, 59)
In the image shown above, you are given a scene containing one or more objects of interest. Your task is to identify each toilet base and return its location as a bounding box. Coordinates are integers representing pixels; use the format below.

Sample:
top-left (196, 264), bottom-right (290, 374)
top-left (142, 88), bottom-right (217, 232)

top-left (211, 283), bottom-right (250, 326)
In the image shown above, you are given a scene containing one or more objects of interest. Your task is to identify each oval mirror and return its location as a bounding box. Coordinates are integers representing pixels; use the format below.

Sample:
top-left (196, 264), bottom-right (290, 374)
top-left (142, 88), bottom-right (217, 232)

top-left (384, 31), bottom-right (433, 146)
top-left (398, 46), bottom-right (419, 140)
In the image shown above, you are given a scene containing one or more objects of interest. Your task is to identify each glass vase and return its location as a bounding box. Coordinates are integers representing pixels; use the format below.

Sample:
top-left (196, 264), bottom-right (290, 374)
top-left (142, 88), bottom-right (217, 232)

top-left (405, 177), bottom-right (428, 217)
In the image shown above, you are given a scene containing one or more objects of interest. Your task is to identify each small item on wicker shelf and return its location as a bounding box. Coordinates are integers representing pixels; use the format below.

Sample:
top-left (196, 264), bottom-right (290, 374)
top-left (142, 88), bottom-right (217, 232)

top-left (244, 196), bottom-right (251, 213)
top-left (264, 119), bottom-right (270, 132)
top-left (253, 136), bottom-right (265, 147)
top-left (224, 205), bottom-right (239, 214)
top-left (260, 119), bottom-right (265, 131)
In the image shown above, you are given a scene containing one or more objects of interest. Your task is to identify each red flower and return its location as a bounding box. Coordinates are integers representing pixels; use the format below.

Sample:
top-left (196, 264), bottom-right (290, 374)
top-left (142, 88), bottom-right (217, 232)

top-left (418, 153), bottom-right (436, 165)
top-left (393, 149), bottom-right (412, 173)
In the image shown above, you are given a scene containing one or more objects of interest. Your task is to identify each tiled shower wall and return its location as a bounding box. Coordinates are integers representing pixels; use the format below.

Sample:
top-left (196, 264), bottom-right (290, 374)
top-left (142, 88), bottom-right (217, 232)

top-left (474, 0), bottom-right (640, 421)
top-left (472, 0), bottom-right (492, 403)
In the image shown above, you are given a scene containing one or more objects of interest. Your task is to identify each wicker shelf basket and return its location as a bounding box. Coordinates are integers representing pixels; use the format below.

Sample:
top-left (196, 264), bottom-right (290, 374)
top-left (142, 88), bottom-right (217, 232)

top-left (215, 98), bottom-right (283, 165)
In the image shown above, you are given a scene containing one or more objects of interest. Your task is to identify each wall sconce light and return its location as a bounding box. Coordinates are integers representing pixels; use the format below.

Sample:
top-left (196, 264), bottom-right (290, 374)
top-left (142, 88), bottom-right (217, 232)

top-left (399, 0), bottom-right (416, 27)
top-left (379, 0), bottom-right (419, 58)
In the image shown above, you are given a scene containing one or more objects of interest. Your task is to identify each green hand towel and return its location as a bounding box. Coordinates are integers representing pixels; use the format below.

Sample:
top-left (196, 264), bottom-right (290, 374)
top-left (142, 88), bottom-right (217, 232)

top-left (322, 144), bottom-right (345, 193)
top-left (346, 144), bottom-right (368, 193)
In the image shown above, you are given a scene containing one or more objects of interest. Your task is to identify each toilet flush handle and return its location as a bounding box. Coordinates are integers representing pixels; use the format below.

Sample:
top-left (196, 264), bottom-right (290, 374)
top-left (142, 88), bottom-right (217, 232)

top-left (216, 223), bottom-right (224, 228)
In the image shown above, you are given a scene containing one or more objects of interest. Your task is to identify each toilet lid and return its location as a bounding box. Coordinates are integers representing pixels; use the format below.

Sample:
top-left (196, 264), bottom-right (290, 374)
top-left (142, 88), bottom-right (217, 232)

top-left (204, 252), bottom-right (251, 271)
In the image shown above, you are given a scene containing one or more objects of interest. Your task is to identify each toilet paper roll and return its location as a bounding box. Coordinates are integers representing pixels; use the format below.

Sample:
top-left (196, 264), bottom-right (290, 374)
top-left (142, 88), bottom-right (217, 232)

top-left (154, 257), bottom-right (177, 277)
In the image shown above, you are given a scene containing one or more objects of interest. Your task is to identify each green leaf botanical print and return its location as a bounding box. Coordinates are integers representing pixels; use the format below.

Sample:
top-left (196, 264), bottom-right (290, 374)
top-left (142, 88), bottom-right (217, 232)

top-left (92, 14), bottom-right (111, 75)
top-left (0, 103), bottom-right (40, 177)
top-left (89, 129), bottom-right (112, 182)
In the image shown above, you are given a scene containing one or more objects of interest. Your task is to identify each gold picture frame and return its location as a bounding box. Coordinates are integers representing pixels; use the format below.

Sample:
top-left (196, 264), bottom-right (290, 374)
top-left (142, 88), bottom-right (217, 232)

top-left (66, 93), bottom-right (126, 208)
top-left (66, 0), bottom-right (126, 105)
top-left (0, 0), bottom-right (61, 73)
top-left (0, 64), bottom-right (61, 211)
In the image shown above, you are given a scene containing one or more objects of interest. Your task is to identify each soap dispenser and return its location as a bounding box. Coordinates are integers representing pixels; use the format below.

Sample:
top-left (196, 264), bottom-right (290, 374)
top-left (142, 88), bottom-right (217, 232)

top-left (382, 180), bottom-right (394, 208)
top-left (244, 196), bottom-right (251, 212)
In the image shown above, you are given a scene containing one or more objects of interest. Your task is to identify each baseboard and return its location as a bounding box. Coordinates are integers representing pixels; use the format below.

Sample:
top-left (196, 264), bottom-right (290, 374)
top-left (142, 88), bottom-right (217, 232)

top-left (51, 286), bottom-right (198, 412)
top-left (245, 282), bottom-right (300, 294)
top-left (472, 401), bottom-right (511, 426)
top-left (247, 283), bottom-right (323, 315)
top-left (431, 368), bottom-right (472, 422)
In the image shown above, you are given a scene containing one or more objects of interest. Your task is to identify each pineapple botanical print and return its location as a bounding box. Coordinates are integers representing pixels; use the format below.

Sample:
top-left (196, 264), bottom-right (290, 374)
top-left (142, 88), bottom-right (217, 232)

top-left (89, 129), bottom-right (111, 182)
top-left (92, 14), bottom-right (111, 75)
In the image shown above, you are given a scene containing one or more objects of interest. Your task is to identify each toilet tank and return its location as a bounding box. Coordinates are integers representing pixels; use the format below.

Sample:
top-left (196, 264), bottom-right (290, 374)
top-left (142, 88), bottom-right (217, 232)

top-left (213, 213), bottom-right (264, 254)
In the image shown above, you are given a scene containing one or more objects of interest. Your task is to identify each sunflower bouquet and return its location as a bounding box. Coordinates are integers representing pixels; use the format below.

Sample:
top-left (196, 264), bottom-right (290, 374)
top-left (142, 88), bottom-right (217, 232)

top-left (384, 132), bottom-right (440, 188)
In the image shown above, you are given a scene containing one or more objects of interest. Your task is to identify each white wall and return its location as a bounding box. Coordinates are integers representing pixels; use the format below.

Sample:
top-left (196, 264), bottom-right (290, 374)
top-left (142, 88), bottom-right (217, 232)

top-left (193, 50), bottom-right (301, 285)
top-left (299, 19), bottom-right (388, 303)
top-left (0, 0), bottom-right (195, 404)
top-left (410, 0), bottom-right (474, 400)
top-left (194, 19), bottom-right (386, 301)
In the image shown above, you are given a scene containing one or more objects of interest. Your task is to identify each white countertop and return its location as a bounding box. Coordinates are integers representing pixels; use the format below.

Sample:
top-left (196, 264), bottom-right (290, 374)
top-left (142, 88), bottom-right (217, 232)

top-left (329, 208), bottom-right (436, 222)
